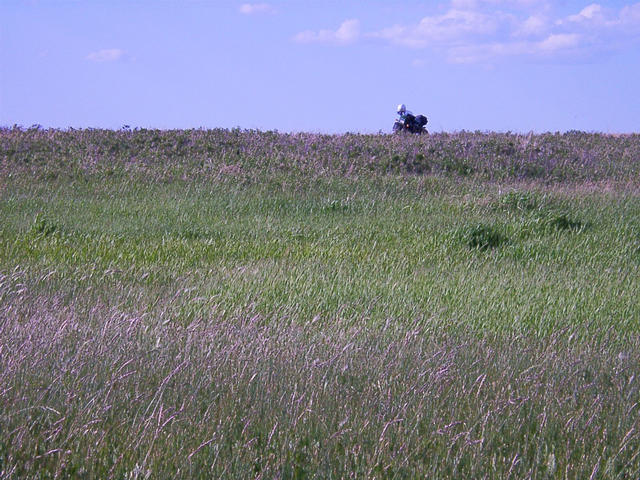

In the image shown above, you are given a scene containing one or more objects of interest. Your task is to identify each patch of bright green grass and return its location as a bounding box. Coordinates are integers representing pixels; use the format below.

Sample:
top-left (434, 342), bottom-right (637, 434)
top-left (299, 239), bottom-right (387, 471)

top-left (1, 175), bottom-right (638, 336)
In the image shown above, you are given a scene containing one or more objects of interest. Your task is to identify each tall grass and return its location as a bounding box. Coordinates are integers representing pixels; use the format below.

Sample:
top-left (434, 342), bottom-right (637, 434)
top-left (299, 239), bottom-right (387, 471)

top-left (1, 128), bottom-right (639, 477)
top-left (2, 280), bottom-right (639, 478)
top-left (3, 127), bottom-right (640, 184)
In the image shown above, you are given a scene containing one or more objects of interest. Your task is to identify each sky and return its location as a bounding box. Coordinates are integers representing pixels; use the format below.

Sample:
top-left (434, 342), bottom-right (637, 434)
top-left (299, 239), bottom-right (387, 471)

top-left (2, 0), bottom-right (640, 133)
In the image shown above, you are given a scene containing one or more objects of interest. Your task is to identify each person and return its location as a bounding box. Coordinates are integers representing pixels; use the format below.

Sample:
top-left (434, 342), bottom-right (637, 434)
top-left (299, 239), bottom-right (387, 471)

top-left (397, 104), bottom-right (413, 123)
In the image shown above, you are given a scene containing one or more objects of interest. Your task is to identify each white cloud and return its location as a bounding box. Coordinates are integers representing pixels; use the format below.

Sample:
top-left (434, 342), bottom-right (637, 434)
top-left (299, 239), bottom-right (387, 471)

top-left (86, 49), bottom-right (126, 62)
top-left (446, 33), bottom-right (581, 63)
top-left (294, 1), bottom-right (640, 63)
top-left (564, 3), bottom-right (616, 27)
top-left (238, 3), bottom-right (274, 15)
top-left (373, 9), bottom-right (499, 48)
top-left (558, 3), bottom-right (640, 38)
top-left (370, 1), bottom-right (640, 63)
top-left (514, 14), bottom-right (549, 37)
top-left (537, 33), bottom-right (581, 52)
top-left (568, 4), bottom-right (604, 22)
top-left (294, 19), bottom-right (360, 45)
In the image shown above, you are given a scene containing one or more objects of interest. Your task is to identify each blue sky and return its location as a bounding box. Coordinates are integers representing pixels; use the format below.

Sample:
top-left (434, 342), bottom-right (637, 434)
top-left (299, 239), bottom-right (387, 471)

top-left (2, 0), bottom-right (639, 133)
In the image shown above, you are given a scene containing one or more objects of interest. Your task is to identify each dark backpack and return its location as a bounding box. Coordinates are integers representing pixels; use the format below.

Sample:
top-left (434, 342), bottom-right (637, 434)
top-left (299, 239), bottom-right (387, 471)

top-left (403, 113), bottom-right (416, 127)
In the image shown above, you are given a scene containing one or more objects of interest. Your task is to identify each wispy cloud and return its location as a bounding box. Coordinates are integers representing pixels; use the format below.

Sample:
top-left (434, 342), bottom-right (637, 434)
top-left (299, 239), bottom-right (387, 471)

top-left (369, 1), bottom-right (640, 63)
top-left (239, 3), bottom-right (274, 15)
top-left (513, 14), bottom-right (549, 37)
top-left (293, 19), bottom-right (360, 45)
top-left (86, 49), bottom-right (126, 63)
top-left (538, 33), bottom-right (581, 52)
top-left (293, 2), bottom-right (640, 63)
top-left (371, 9), bottom-right (501, 48)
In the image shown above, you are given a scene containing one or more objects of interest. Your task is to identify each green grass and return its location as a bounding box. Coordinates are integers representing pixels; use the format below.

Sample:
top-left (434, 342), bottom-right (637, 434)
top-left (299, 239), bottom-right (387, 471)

top-left (2, 175), bottom-right (638, 336)
top-left (1, 147), bottom-right (640, 477)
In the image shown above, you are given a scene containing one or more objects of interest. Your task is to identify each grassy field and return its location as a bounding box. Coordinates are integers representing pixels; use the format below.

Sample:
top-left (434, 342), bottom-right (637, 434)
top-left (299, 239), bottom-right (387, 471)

top-left (1, 128), bottom-right (639, 478)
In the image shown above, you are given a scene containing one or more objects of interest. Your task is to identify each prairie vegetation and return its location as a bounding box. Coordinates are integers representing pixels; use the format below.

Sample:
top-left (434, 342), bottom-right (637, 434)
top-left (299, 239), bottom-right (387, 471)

top-left (1, 127), bottom-right (639, 478)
